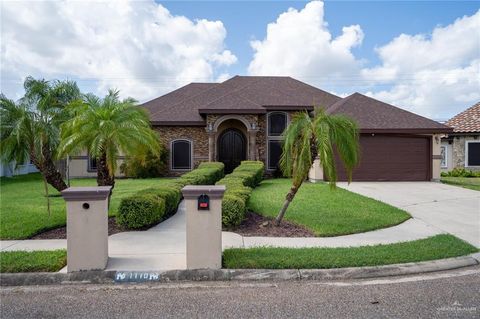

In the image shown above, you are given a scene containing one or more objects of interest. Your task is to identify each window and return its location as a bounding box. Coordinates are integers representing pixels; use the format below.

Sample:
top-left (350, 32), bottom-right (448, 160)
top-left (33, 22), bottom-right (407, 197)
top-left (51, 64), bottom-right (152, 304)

top-left (440, 146), bottom-right (447, 168)
top-left (88, 156), bottom-right (97, 171)
top-left (466, 141), bottom-right (480, 167)
top-left (267, 112), bottom-right (288, 170)
top-left (171, 140), bottom-right (192, 170)
top-left (268, 140), bottom-right (282, 170)
top-left (268, 112), bottom-right (287, 136)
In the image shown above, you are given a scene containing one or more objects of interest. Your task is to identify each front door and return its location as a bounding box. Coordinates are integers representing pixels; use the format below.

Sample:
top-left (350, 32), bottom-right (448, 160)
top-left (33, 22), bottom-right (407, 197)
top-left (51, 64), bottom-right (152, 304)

top-left (218, 128), bottom-right (246, 173)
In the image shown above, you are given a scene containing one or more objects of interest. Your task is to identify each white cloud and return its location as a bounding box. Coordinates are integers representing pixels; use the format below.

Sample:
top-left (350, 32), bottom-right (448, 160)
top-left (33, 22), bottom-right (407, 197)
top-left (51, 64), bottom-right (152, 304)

top-left (363, 11), bottom-right (480, 118)
top-left (0, 0), bottom-right (236, 101)
top-left (248, 1), bottom-right (480, 119)
top-left (248, 1), bottom-right (364, 84)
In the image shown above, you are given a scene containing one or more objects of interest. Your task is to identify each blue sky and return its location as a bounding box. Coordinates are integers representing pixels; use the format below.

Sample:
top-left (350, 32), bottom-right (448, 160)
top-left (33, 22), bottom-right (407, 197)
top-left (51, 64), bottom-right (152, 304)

top-left (1, 0), bottom-right (479, 120)
top-left (164, 0), bottom-right (479, 75)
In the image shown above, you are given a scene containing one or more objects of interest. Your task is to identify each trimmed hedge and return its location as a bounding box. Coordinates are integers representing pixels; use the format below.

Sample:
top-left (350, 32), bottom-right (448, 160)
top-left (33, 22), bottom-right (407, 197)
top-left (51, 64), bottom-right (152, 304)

top-left (117, 162), bottom-right (224, 229)
top-left (216, 161), bottom-right (264, 228)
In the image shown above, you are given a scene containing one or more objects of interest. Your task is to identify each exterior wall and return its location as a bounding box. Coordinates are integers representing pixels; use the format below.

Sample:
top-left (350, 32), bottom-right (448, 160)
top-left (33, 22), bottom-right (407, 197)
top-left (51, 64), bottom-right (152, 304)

top-left (68, 151), bottom-right (125, 178)
top-left (0, 160), bottom-right (38, 177)
top-left (155, 126), bottom-right (209, 176)
top-left (448, 134), bottom-right (480, 171)
top-left (431, 134), bottom-right (441, 181)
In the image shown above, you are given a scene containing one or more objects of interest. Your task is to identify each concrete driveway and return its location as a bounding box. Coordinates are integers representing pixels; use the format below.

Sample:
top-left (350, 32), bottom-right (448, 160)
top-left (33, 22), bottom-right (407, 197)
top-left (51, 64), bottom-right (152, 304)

top-left (338, 182), bottom-right (480, 248)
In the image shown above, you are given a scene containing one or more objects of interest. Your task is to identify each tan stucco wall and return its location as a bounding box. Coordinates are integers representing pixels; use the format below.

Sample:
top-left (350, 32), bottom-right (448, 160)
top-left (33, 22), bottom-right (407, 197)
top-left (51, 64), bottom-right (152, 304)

top-left (431, 134), bottom-right (441, 181)
top-left (67, 150), bottom-right (125, 178)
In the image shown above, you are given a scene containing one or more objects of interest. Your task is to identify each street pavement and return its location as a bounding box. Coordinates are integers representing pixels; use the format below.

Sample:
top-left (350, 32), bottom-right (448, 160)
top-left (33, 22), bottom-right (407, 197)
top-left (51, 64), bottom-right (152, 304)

top-left (1, 266), bottom-right (479, 318)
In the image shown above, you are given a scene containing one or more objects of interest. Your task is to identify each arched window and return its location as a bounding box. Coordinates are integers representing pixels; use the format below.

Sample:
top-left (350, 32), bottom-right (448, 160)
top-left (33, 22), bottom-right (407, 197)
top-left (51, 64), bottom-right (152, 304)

top-left (171, 140), bottom-right (192, 170)
top-left (267, 112), bottom-right (288, 170)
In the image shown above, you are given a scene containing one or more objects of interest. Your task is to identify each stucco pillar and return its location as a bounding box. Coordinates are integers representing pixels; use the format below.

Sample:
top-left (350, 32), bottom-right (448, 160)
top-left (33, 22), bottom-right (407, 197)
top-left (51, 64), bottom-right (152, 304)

top-left (181, 185), bottom-right (226, 269)
top-left (431, 134), bottom-right (441, 181)
top-left (308, 157), bottom-right (324, 183)
top-left (248, 130), bottom-right (259, 160)
top-left (207, 131), bottom-right (215, 162)
top-left (61, 186), bottom-right (112, 272)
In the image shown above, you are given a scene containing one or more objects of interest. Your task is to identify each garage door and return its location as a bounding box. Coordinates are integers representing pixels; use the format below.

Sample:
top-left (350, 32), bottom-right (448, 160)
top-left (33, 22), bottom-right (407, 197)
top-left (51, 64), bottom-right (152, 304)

top-left (333, 134), bottom-right (431, 181)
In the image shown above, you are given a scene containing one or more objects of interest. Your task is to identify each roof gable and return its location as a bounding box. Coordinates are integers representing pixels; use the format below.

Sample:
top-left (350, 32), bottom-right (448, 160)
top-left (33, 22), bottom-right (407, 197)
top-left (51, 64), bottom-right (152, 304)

top-left (446, 102), bottom-right (480, 133)
top-left (327, 93), bottom-right (452, 133)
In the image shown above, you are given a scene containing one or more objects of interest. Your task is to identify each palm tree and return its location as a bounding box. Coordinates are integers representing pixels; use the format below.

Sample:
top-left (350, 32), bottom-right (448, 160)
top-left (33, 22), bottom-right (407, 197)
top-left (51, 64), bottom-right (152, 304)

top-left (58, 89), bottom-right (160, 188)
top-left (275, 109), bottom-right (359, 225)
top-left (0, 77), bottom-right (80, 192)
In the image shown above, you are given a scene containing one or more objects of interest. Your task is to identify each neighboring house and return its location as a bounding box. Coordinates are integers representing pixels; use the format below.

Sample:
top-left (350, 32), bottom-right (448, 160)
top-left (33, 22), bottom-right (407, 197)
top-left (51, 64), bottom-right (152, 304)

top-left (136, 75), bottom-right (451, 181)
top-left (0, 159), bottom-right (38, 177)
top-left (441, 102), bottom-right (480, 172)
top-left (66, 151), bottom-right (125, 178)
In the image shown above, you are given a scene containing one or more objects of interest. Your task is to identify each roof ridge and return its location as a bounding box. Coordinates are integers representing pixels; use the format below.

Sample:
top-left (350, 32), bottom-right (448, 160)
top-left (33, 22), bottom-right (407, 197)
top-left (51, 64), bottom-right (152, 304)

top-left (446, 101), bottom-right (480, 123)
top-left (325, 93), bottom-right (356, 114)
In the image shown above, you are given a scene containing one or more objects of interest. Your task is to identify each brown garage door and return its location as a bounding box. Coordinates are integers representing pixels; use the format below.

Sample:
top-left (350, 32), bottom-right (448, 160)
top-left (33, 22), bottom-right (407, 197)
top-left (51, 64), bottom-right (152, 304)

top-left (333, 134), bottom-right (431, 181)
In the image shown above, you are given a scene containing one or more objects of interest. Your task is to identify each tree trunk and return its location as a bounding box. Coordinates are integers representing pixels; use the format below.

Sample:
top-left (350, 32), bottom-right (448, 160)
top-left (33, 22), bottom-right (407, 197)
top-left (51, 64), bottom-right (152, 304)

top-left (274, 184), bottom-right (300, 226)
top-left (42, 175), bottom-right (51, 217)
top-left (96, 152), bottom-right (115, 188)
top-left (30, 147), bottom-right (68, 192)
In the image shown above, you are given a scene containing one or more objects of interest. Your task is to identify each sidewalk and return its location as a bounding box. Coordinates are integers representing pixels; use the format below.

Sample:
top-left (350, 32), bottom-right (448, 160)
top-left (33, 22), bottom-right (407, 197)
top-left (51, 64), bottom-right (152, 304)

top-left (0, 201), bottom-right (444, 271)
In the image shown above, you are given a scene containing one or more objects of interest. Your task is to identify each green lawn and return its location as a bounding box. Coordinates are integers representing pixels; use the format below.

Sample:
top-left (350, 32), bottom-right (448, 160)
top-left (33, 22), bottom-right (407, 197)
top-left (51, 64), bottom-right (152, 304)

top-left (0, 173), bottom-right (174, 239)
top-left (0, 250), bottom-right (67, 273)
top-left (248, 179), bottom-right (410, 236)
top-left (223, 234), bottom-right (478, 269)
top-left (441, 177), bottom-right (480, 191)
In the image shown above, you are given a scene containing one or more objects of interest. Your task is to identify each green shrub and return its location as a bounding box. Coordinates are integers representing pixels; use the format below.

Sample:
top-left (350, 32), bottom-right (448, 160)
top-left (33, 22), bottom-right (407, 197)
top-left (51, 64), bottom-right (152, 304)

top-left (222, 195), bottom-right (246, 227)
top-left (117, 194), bottom-right (166, 229)
top-left (120, 148), bottom-right (168, 178)
top-left (117, 162), bottom-right (224, 229)
top-left (442, 168), bottom-right (480, 178)
top-left (139, 185), bottom-right (182, 215)
top-left (216, 161), bottom-right (264, 227)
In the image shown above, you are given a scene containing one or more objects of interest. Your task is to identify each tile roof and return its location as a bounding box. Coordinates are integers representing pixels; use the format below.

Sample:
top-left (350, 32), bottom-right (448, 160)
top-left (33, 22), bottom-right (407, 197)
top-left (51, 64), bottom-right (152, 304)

top-left (142, 76), bottom-right (340, 124)
top-left (326, 93), bottom-right (452, 133)
top-left (445, 102), bottom-right (480, 133)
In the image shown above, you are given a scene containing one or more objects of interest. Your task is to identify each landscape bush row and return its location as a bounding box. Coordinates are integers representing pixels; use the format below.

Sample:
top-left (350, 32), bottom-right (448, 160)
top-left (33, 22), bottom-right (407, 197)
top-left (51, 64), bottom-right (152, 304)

top-left (441, 168), bottom-right (480, 178)
top-left (117, 162), bottom-right (225, 229)
top-left (216, 161), bottom-right (264, 228)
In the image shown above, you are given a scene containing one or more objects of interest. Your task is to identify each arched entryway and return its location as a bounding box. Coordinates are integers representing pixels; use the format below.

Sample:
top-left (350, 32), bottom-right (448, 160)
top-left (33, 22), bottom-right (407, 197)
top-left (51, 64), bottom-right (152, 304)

top-left (218, 128), bottom-right (247, 173)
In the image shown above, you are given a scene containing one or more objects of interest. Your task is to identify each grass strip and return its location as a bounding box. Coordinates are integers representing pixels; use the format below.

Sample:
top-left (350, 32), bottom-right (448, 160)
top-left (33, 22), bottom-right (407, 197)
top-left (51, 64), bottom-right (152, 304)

top-left (0, 249), bottom-right (67, 273)
top-left (223, 234), bottom-right (478, 269)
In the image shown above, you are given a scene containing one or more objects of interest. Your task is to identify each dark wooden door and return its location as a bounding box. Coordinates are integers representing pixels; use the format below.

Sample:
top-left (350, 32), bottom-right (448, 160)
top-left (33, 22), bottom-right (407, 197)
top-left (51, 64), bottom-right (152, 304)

top-left (333, 134), bottom-right (431, 181)
top-left (218, 129), bottom-right (246, 173)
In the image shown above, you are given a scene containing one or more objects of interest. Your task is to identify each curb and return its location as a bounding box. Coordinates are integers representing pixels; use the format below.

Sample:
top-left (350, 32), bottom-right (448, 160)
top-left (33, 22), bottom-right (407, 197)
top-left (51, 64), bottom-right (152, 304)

top-left (1, 256), bottom-right (478, 287)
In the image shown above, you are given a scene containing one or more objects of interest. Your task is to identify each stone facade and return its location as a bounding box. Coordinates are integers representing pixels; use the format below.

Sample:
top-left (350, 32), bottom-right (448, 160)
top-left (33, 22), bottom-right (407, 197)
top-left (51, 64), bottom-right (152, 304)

top-left (448, 134), bottom-right (480, 171)
top-left (155, 111), bottom-right (299, 176)
top-left (155, 126), bottom-right (210, 176)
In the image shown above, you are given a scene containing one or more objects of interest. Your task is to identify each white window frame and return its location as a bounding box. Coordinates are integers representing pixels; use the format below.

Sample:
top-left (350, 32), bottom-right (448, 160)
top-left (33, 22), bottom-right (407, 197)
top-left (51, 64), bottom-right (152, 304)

top-left (440, 145), bottom-right (448, 168)
top-left (266, 112), bottom-right (288, 170)
top-left (170, 139), bottom-right (193, 171)
top-left (465, 140), bottom-right (480, 168)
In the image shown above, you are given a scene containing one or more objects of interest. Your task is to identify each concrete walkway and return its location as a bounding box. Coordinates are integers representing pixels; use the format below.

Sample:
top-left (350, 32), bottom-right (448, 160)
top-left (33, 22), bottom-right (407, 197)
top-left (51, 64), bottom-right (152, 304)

top-left (338, 182), bottom-right (480, 248)
top-left (1, 199), bottom-right (446, 271)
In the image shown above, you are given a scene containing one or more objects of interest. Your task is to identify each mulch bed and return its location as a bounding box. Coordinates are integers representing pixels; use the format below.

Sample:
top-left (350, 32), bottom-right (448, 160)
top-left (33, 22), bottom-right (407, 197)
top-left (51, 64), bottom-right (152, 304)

top-left (229, 211), bottom-right (315, 237)
top-left (30, 217), bottom-right (125, 240)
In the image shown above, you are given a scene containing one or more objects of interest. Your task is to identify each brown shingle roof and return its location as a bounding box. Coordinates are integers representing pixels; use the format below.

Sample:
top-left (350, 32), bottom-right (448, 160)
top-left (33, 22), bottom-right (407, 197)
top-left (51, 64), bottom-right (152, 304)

top-left (143, 76), bottom-right (340, 124)
top-left (327, 93), bottom-right (452, 133)
top-left (445, 102), bottom-right (480, 133)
